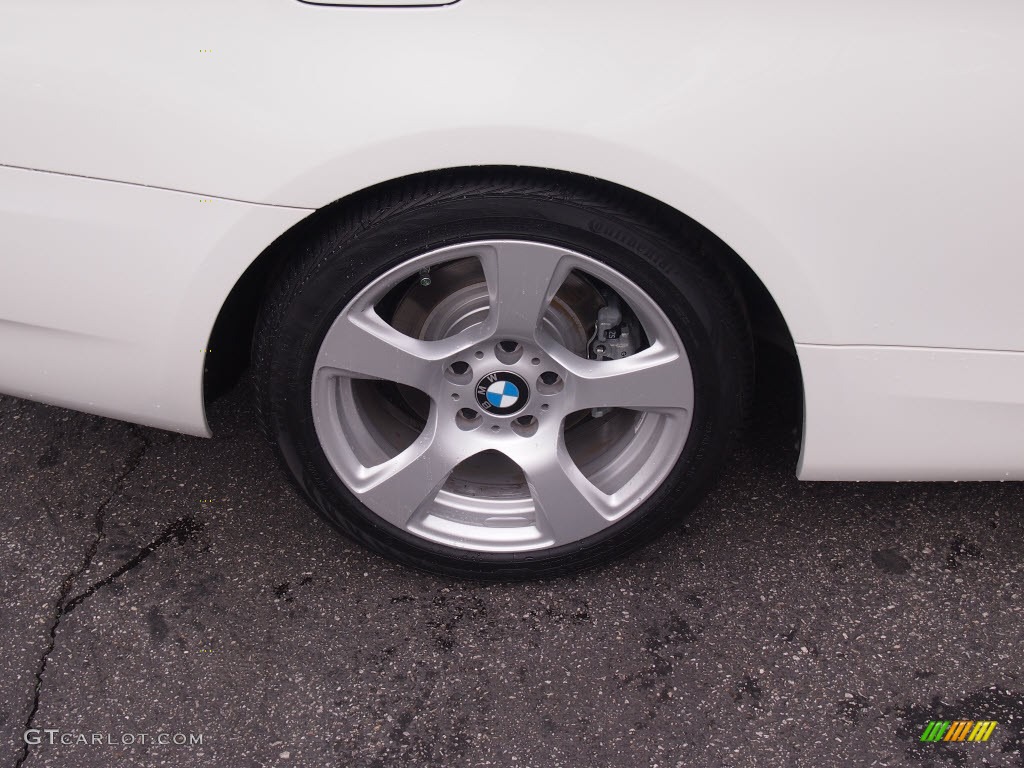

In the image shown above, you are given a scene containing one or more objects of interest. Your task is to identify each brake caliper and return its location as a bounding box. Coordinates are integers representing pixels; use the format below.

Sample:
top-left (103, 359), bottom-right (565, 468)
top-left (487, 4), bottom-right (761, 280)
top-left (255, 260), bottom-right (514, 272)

top-left (589, 298), bottom-right (640, 418)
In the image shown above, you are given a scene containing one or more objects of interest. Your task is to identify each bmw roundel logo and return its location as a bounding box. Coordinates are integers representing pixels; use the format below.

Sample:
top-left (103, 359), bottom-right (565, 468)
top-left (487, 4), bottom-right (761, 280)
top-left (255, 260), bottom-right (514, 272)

top-left (475, 371), bottom-right (529, 416)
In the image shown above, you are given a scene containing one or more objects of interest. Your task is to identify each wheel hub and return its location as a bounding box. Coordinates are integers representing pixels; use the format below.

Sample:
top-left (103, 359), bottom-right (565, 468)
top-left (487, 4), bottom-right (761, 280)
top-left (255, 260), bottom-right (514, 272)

top-left (476, 371), bottom-right (529, 415)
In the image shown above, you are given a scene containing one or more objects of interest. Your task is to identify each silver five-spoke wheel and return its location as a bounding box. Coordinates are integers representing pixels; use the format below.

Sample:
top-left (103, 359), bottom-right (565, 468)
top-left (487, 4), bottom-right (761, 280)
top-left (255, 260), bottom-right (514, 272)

top-left (311, 241), bottom-right (694, 552)
top-left (254, 172), bottom-right (750, 577)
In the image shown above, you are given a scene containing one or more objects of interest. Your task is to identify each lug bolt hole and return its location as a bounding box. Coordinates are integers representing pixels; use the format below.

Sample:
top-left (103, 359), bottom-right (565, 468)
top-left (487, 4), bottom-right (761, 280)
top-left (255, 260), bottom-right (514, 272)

top-left (456, 408), bottom-right (481, 431)
top-left (540, 404), bottom-right (549, 411)
top-left (444, 361), bottom-right (472, 386)
top-left (451, 393), bottom-right (460, 400)
top-left (531, 357), bottom-right (541, 365)
top-left (474, 350), bottom-right (484, 360)
top-left (494, 340), bottom-right (524, 365)
top-left (536, 371), bottom-right (564, 395)
top-left (490, 425), bottom-right (501, 433)
top-left (511, 414), bottom-right (539, 438)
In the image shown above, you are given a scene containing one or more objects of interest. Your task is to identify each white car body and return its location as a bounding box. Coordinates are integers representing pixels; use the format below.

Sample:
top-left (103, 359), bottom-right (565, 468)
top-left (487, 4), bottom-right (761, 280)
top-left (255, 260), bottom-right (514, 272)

top-left (1, 0), bottom-right (1022, 480)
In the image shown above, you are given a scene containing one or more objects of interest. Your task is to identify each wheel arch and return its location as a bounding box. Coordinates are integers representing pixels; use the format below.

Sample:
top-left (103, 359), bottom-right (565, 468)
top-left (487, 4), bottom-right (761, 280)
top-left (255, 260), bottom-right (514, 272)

top-left (205, 166), bottom-right (801, 426)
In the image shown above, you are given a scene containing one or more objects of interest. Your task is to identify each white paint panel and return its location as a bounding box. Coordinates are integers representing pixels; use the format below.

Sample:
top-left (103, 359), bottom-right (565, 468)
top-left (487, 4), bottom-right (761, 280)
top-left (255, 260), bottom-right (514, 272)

top-left (1, 0), bottom-right (1023, 352)
top-left (797, 344), bottom-right (1024, 480)
top-left (0, 167), bottom-right (311, 435)
top-left (1, 0), bottom-right (1023, 480)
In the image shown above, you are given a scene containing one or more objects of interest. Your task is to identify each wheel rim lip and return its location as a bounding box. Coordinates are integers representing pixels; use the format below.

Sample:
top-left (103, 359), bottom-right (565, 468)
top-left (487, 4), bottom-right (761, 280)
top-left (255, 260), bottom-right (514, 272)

top-left (310, 239), bottom-right (695, 553)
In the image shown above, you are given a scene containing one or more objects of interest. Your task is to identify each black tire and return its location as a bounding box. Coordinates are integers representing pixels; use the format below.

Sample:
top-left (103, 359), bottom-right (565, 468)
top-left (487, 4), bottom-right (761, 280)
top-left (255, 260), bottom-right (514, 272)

top-left (252, 169), bottom-right (752, 579)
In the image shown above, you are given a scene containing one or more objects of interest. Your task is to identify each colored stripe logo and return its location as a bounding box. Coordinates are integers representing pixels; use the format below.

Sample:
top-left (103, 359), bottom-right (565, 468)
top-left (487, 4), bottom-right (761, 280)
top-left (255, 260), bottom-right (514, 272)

top-left (920, 720), bottom-right (997, 742)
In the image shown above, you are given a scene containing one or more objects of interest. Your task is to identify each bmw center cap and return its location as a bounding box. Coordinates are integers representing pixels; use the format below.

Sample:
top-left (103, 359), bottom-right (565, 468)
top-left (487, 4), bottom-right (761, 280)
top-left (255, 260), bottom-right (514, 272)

top-left (476, 371), bottom-right (529, 416)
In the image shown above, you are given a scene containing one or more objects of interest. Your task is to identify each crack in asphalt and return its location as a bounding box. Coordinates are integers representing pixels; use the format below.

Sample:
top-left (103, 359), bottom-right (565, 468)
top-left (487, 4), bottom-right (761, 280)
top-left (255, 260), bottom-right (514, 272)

top-left (15, 429), bottom-right (153, 768)
top-left (63, 514), bottom-right (204, 616)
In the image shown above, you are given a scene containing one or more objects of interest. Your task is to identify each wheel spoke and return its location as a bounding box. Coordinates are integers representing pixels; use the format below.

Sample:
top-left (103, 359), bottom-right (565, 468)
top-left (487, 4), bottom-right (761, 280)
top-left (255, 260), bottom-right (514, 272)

top-left (479, 242), bottom-right (573, 340)
top-left (353, 418), bottom-right (470, 529)
top-left (552, 342), bottom-right (694, 413)
top-left (316, 308), bottom-right (483, 392)
top-left (513, 440), bottom-right (615, 546)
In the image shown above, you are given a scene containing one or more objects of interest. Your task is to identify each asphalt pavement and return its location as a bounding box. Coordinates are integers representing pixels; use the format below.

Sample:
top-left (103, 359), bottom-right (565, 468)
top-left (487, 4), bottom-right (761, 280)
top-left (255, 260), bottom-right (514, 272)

top-left (1, 351), bottom-right (1022, 768)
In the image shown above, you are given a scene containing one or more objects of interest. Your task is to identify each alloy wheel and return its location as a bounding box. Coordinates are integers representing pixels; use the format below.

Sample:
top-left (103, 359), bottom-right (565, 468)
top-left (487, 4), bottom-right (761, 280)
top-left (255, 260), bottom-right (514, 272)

top-left (310, 240), bottom-right (695, 553)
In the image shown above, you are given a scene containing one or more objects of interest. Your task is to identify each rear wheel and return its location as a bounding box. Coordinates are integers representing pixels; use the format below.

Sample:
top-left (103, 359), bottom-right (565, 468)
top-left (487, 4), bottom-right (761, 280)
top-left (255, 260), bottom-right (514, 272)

top-left (253, 172), bottom-right (751, 578)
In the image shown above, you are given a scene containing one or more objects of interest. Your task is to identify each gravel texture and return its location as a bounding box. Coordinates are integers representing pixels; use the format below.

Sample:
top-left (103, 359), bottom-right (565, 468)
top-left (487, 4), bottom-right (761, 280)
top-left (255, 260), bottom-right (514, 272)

top-left (1, 352), bottom-right (1022, 767)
